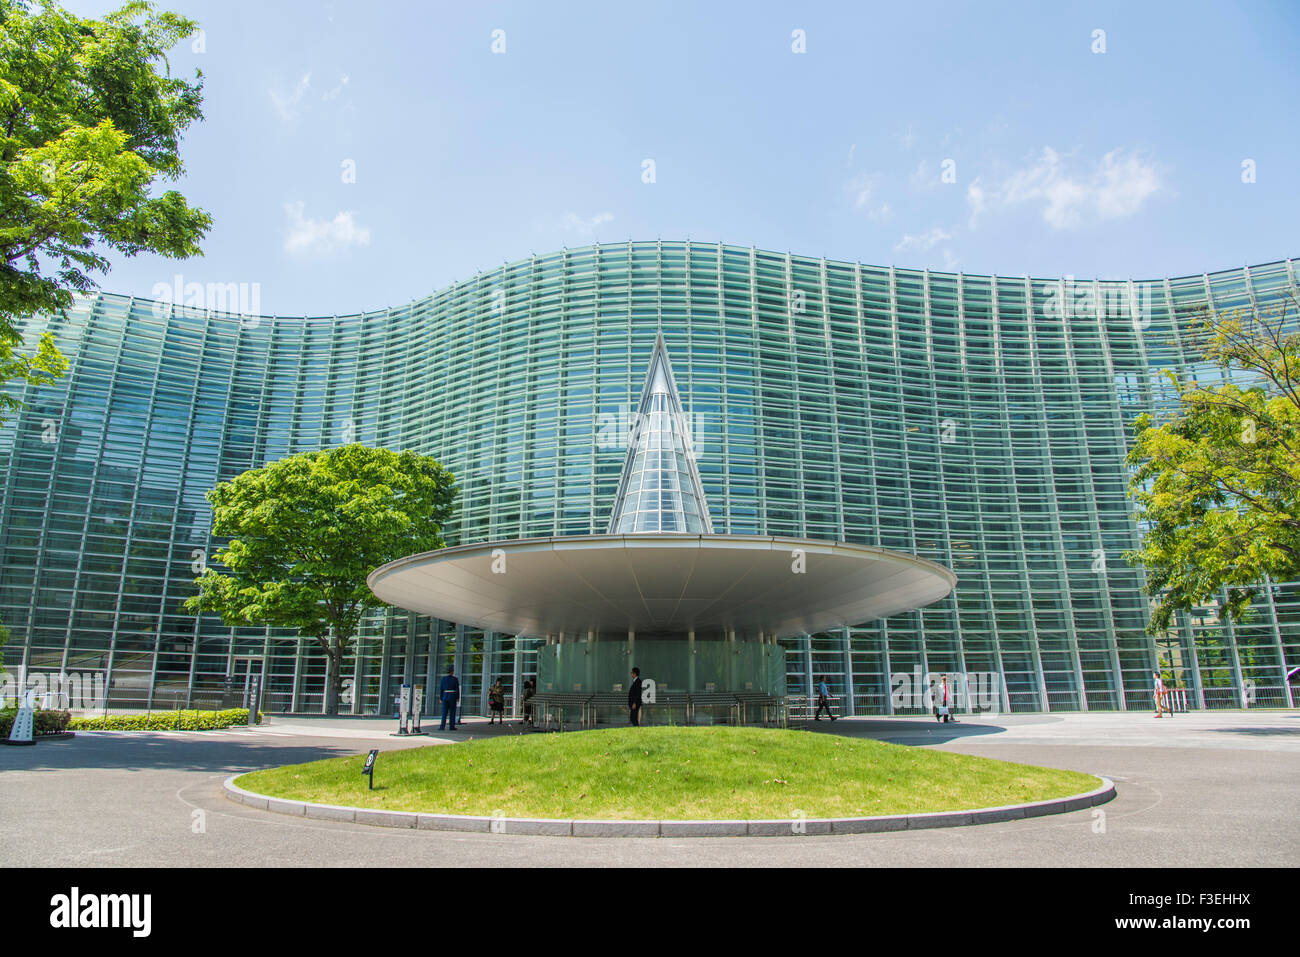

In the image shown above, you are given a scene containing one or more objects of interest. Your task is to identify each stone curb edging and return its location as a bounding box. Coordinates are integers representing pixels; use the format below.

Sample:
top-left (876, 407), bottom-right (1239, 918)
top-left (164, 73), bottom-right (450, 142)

top-left (222, 775), bottom-right (1115, 838)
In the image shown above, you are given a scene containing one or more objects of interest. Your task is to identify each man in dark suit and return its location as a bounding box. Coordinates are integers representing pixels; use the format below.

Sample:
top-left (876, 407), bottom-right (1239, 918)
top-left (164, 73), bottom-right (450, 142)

top-left (438, 666), bottom-right (460, 731)
top-left (628, 667), bottom-right (643, 726)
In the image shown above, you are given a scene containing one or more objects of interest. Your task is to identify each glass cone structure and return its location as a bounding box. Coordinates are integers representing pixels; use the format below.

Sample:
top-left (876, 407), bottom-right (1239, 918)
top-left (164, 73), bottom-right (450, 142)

top-left (368, 338), bottom-right (956, 717)
top-left (608, 334), bottom-right (713, 535)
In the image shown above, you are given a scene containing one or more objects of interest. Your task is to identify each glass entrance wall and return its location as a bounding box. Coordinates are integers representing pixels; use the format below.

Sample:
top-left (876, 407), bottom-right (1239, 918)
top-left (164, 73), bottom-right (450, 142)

top-left (536, 637), bottom-right (786, 697)
top-left (1, 244), bottom-right (1297, 712)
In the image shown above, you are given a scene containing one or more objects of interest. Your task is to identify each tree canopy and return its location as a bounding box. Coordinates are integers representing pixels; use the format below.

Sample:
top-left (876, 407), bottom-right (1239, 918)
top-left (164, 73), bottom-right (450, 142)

top-left (0, 0), bottom-right (209, 417)
top-left (184, 445), bottom-right (458, 714)
top-left (1127, 290), bottom-right (1300, 632)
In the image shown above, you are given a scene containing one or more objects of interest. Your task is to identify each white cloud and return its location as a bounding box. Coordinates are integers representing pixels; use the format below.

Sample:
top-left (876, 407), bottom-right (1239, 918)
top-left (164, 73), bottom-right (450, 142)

top-left (971, 147), bottom-right (1161, 230)
top-left (894, 227), bottom-right (953, 252)
top-left (898, 123), bottom-right (916, 151)
top-left (270, 72), bottom-right (312, 122)
top-left (283, 201), bottom-right (371, 255)
top-left (558, 211), bottom-right (614, 236)
top-left (321, 73), bottom-right (350, 102)
top-left (910, 159), bottom-right (938, 190)
top-left (846, 172), bottom-right (891, 222)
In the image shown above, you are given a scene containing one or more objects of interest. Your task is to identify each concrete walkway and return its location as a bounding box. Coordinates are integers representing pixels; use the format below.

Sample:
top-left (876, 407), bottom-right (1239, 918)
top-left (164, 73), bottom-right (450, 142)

top-left (2, 711), bottom-right (1296, 867)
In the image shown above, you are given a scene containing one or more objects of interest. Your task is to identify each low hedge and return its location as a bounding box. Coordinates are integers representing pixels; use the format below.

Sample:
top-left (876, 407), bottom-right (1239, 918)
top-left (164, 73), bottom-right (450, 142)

top-left (0, 708), bottom-right (71, 738)
top-left (68, 708), bottom-right (262, 731)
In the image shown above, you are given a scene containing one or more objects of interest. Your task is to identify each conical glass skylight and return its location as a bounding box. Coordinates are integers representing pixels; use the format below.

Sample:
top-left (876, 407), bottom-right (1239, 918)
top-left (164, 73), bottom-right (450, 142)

top-left (607, 334), bottom-right (714, 534)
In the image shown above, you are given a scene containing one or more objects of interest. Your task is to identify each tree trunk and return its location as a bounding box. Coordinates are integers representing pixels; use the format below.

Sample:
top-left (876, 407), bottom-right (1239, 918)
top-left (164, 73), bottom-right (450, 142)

top-left (324, 657), bottom-right (340, 715)
top-left (324, 632), bottom-right (351, 715)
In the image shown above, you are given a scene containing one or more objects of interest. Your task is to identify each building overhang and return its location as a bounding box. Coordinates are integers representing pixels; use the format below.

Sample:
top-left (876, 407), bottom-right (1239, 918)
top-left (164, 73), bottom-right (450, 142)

top-left (367, 533), bottom-right (957, 640)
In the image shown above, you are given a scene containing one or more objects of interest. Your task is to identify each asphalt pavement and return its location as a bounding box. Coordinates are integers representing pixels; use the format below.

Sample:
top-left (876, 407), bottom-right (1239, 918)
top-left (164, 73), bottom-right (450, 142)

top-left (2, 710), bottom-right (1296, 867)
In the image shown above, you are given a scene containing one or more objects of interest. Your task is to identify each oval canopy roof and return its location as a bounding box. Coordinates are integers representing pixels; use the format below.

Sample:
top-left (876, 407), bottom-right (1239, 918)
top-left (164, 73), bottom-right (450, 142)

top-left (367, 533), bottom-right (956, 640)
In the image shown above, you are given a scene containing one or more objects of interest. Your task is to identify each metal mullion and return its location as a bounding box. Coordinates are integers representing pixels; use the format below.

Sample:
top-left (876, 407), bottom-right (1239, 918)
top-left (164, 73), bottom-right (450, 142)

top-left (1093, 279), bottom-right (1140, 709)
top-left (1216, 592), bottom-right (1248, 707)
top-left (854, 263), bottom-right (887, 712)
top-left (962, 276), bottom-right (1011, 713)
top-left (553, 250), bottom-right (570, 536)
top-left (106, 298), bottom-right (171, 708)
top-left (991, 279), bottom-right (1045, 711)
top-left (926, 270), bottom-right (967, 684)
top-left (785, 252), bottom-right (808, 535)
top-left (1048, 278), bottom-right (1094, 710)
top-left (158, 310), bottom-right (218, 707)
top-left (45, 298), bottom-right (105, 676)
top-left (200, 303), bottom-right (251, 704)
top-left (749, 247), bottom-right (767, 529)
top-left (821, 257), bottom-right (846, 541)
top-left (1238, 270), bottom-right (1295, 708)
top-left (890, 267), bottom-right (928, 681)
top-left (716, 242), bottom-right (730, 529)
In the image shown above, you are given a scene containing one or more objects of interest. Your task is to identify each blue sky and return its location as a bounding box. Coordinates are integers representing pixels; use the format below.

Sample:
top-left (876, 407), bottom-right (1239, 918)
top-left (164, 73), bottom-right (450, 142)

top-left (63, 0), bottom-right (1300, 316)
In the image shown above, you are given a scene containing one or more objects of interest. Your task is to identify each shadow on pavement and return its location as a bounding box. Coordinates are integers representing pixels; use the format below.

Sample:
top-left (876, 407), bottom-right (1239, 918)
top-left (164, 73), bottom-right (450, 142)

top-left (1205, 726), bottom-right (1300, 737)
top-left (797, 717), bottom-right (1006, 745)
top-left (0, 733), bottom-right (424, 774)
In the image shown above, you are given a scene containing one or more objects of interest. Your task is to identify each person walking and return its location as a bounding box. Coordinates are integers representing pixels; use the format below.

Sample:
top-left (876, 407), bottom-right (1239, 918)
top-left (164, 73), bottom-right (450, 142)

top-left (939, 675), bottom-right (953, 723)
top-left (521, 678), bottom-right (536, 728)
top-left (814, 675), bottom-right (835, 721)
top-left (488, 678), bottom-right (505, 725)
top-left (628, 667), bottom-right (643, 726)
top-left (1153, 670), bottom-right (1170, 718)
top-left (438, 665), bottom-right (460, 731)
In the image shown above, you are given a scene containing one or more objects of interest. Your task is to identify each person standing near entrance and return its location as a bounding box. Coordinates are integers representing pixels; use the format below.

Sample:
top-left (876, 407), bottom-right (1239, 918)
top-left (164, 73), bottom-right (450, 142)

top-left (439, 665), bottom-right (460, 731)
top-left (1153, 670), bottom-right (1170, 718)
top-left (488, 678), bottom-right (505, 725)
top-left (628, 667), bottom-right (643, 726)
top-left (814, 675), bottom-right (835, 721)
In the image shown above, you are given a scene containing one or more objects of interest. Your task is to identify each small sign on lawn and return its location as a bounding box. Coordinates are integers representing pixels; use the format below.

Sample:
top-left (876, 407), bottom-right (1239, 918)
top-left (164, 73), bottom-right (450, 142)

top-left (362, 748), bottom-right (378, 789)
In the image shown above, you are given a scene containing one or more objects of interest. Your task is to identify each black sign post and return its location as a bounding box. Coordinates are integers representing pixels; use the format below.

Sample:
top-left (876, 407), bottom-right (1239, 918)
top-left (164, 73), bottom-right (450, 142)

top-left (362, 749), bottom-right (378, 790)
top-left (247, 675), bottom-right (261, 726)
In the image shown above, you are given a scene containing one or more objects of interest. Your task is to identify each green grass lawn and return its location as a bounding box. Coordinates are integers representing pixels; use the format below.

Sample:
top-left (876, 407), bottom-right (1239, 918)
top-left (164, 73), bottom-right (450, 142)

top-left (237, 726), bottom-right (1100, 820)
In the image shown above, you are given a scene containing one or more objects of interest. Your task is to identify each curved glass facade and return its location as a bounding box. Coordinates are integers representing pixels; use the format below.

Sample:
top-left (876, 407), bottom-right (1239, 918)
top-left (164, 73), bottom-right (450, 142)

top-left (1, 242), bottom-right (1296, 715)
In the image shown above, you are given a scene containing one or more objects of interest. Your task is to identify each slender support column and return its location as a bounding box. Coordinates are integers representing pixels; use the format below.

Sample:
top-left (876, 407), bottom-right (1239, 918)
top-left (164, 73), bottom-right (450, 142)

top-left (840, 627), bottom-right (855, 717)
top-left (452, 625), bottom-right (466, 718)
top-left (376, 629), bottom-right (391, 717)
top-left (511, 635), bottom-right (523, 717)
top-left (479, 631), bottom-right (494, 716)
top-left (424, 620), bottom-right (439, 716)
top-left (585, 629), bottom-right (595, 693)
top-left (687, 629), bottom-right (696, 692)
top-left (803, 635), bottom-right (814, 716)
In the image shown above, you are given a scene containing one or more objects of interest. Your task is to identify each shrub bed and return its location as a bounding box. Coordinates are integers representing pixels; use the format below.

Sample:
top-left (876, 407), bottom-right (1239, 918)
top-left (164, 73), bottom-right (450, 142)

top-left (0, 708), bottom-right (72, 738)
top-left (68, 708), bottom-right (262, 731)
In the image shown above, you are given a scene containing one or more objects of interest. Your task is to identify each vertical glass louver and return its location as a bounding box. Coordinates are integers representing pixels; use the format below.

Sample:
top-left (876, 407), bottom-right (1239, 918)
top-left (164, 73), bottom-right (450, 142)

top-left (607, 334), bottom-right (714, 534)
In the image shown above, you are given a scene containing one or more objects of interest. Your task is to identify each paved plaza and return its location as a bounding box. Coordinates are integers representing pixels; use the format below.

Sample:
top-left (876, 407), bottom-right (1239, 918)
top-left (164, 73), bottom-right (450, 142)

top-left (2, 711), bottom-right (1296, 867)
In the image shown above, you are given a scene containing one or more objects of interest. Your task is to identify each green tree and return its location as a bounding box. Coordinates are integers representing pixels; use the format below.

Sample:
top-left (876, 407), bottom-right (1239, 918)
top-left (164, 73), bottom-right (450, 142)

top-left (0, 0), bottom-right (210, 410)
top-left (1127, 290), bottom-right (1300, 633)
top-left (184, 445), bottom-right (458, 714)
